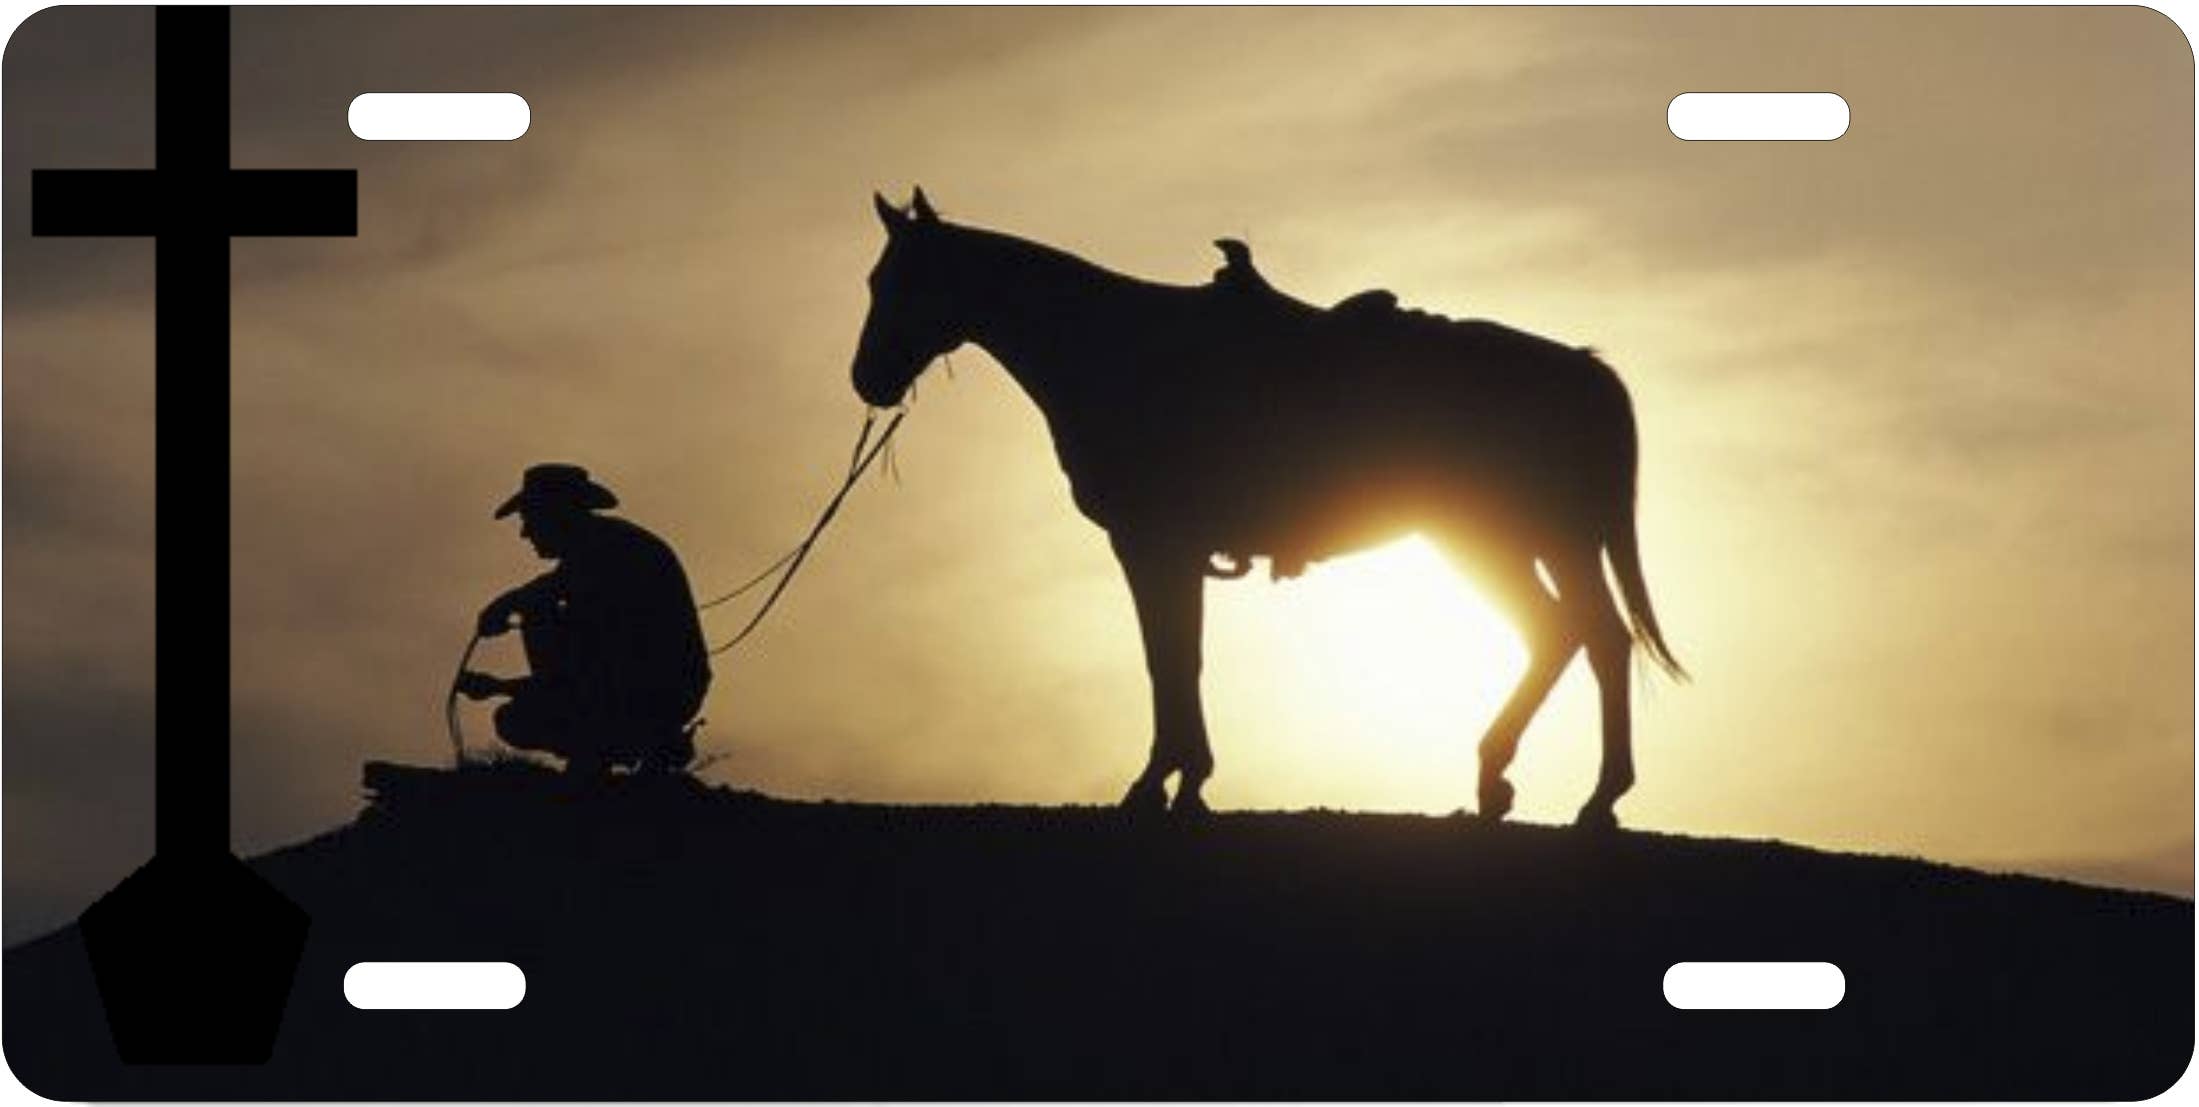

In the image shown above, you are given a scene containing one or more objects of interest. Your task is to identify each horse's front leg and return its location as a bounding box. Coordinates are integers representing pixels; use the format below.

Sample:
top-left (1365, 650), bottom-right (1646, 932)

top-left (1111, 533), bottom-right (1213, 817)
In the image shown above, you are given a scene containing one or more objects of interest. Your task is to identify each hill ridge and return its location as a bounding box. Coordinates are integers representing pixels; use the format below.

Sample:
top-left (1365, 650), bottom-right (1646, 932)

top-left (5, 758), bottom-right (2190, 1099)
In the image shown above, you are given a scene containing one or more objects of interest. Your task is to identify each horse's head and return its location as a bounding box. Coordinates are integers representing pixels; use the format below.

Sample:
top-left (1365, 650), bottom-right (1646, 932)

top-left (852, 187), bottom-right (962, 408)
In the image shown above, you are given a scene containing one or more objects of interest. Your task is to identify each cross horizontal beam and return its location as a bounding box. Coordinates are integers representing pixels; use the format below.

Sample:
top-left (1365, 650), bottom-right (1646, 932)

top-left (32, 168), bottom-right (358, 237)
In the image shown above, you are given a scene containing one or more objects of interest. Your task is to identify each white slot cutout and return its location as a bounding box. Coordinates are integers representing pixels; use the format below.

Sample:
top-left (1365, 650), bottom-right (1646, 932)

top-left (345, 962), bottom-right (526, 1009)
top-left (348, 93), bottom-right (530, 141)
top-left (1664, 961), bottom-right (1845, 1009)
top-left (1668, 92), bottom-right (1849, 141)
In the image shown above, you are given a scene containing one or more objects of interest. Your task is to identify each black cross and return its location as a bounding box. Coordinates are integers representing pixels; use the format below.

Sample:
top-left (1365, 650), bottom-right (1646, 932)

top-left (30, 5), bottom-right (357, 1063)
top-left (33, 6), bottom-right (356, 857)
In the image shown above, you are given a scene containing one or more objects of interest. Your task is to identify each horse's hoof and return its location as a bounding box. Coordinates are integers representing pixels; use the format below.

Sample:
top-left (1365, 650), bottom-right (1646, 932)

top-left (1169, 788), bottom-right (1212, 820)
top-left (1477, 777), bottom-right (1515, 822)
top-left (1119, 779), bottom-right (1168, 817)
top-left (1573, 804), bottom-right (1621, 833)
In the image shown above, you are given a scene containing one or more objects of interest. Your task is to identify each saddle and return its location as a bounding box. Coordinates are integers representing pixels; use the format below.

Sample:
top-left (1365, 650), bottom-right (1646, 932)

top-left (1207, 238), bottom-right (1404, 325)
top-left (1197, 239), bottom-right (1427, 581)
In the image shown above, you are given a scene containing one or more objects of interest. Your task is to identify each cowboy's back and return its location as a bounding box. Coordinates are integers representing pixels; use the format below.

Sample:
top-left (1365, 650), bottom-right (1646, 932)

top-left (534, 514), bottom-right (711, 728)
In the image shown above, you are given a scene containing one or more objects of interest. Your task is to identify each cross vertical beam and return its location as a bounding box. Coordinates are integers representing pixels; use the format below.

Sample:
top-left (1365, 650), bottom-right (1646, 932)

top-left (156, 5), bottom-right (232, 855)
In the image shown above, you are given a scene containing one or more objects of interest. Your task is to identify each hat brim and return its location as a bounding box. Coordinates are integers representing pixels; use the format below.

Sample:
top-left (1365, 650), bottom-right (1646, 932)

top-left (493, 483), bottom-right (618, 519)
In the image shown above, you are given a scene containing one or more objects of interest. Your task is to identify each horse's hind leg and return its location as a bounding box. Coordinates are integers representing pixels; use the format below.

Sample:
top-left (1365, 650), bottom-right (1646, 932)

top-left (1547, 549), bottom-right (1635, 831)
top-left (1111, 533), bottom-right (1214, 817)
top-left (1464, 554), bottom-right (1577, 821)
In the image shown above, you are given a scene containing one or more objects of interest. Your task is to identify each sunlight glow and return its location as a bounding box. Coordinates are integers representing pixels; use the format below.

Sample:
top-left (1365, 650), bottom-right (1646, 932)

top-left (1272, 536), bottom-right (1527, 721)
top-left (1207, 535), bottom-right (1532, 809)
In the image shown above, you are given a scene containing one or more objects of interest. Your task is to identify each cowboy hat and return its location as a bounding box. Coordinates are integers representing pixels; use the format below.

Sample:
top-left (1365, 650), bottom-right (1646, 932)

top-left (493, 463), bottom-right (619, 519)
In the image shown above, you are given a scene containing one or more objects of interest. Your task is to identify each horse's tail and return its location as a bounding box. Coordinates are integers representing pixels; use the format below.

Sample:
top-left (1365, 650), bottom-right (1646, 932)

top-left (1602, 377), bottom-right (1687, 681)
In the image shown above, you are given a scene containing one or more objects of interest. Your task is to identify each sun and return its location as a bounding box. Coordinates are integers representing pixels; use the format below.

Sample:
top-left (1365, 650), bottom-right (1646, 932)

top-left (1205, 534), bottom-right (1536, 810)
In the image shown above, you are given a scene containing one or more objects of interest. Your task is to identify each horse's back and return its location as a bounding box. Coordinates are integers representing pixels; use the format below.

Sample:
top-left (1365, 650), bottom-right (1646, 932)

top-left (1051, 279), bottom-right (1636, 562)
top-left (1250, 308), bottom-right (1624, 440)
top-left (1135, 320), bottom-right (1610, 543)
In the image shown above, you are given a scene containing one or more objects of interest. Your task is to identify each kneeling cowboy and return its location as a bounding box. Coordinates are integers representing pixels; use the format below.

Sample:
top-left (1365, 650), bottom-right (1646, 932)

top-left (456, 463), bottom-right (711, 774)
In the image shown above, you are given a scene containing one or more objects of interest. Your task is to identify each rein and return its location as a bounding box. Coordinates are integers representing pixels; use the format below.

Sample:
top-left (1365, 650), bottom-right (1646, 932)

top-left (444, 408), bottom-right (906, 764)
top-left (702, 408), bottom-right (905, 655)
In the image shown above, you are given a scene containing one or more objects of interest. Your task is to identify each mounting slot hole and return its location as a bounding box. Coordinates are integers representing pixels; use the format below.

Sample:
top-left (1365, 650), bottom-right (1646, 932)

top-left (1664, 961), bottom-right (1845, 1009)
top-left (348, 93), bottom-right (530, 141)
top-left (344, 961), bottom-right (526, 1009)
top-left (1668, 92), bottom-right (1849, 141)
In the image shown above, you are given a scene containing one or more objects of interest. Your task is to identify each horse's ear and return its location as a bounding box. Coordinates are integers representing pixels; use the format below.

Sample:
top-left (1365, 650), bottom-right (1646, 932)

top-left (874, 191), bottom-right (903, 233)
top-left (910, 186), bottom-right (939, 224)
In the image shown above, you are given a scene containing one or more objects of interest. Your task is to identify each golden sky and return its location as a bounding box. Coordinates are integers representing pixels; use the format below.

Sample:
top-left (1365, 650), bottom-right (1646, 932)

top-left (5, 6), bottom-right (2191, 940)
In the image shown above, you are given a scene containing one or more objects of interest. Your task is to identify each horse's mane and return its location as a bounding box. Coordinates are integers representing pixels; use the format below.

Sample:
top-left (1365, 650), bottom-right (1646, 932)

top-left (946, 220), bottom-right (1491, 336)
top-left (941, 221), bottom-right (1204, 298)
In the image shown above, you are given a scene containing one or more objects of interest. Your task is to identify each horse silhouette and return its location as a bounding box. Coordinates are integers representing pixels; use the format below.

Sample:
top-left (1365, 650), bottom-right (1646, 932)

top-left (851, 188), bottom-right (1683, 828)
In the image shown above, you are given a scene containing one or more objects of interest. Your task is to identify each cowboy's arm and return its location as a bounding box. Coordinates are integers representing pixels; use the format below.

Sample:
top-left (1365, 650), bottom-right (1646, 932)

top-left (453, 669), bottom-right (524, 700)
top-left (476, 568), bottom-right (569, 637)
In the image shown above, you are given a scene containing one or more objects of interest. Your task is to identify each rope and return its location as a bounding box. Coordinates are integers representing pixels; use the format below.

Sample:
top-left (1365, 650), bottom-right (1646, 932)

top-left (848, 410), bottom-right (877, 473)
top-left (706, 410), bottom-right (904, 655)
top-left (694, 411), bottom-right (880, 610)
top-left (446, 631), bottom-right (482, 764)
top-left (695, 547), bottom-right (799, 610)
